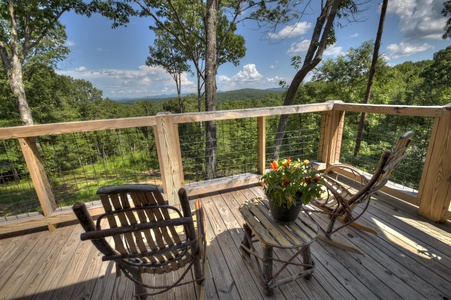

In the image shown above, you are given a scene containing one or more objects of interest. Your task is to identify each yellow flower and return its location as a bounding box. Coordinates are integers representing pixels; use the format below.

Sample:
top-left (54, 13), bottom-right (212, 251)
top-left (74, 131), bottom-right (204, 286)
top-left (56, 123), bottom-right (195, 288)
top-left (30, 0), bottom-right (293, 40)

top-left (303, 159), bottom-right (310, 165)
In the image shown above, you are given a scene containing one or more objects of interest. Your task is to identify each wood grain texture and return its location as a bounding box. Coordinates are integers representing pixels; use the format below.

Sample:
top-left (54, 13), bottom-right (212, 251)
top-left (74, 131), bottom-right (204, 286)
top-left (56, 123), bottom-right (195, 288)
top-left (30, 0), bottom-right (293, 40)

top-left (155, 113), bottom-right (184, 205)
top-left (418, 105), bottom-right (451, 222)
top-left (333, 103), bottom-right (442, 117)
top-left (0, 185), bottom-right (449, 299)
top-left (0, 117), bottom-right (157, 140)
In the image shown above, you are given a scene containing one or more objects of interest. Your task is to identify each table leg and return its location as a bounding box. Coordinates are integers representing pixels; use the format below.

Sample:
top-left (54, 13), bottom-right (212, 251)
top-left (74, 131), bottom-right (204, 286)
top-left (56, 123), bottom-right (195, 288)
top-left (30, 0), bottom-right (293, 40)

top-left (302, 245), bottom-right (314, 280)
top-left (263, 245), bottom-right (274, 296)
top-left (241, 223), bottom-right (252, 257)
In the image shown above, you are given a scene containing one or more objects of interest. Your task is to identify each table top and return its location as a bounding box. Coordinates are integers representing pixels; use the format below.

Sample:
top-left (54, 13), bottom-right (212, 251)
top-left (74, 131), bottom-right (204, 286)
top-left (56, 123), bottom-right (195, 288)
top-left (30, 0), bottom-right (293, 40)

top-left (239, 198), bottom-right (319, 249)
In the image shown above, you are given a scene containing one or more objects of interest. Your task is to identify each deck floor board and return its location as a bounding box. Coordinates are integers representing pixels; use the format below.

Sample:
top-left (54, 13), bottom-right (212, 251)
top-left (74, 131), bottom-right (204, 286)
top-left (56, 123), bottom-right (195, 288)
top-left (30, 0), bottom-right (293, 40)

top-left (0, 184), bottom-right (450, 300)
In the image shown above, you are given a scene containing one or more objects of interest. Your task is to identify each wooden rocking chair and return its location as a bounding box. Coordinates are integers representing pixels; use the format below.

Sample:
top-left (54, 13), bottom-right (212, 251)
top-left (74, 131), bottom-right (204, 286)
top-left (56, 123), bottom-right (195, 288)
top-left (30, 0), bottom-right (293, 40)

top-left (306, 131), bottom-right (414, 254)
top-left (72, 184), bottom-right (206, 299)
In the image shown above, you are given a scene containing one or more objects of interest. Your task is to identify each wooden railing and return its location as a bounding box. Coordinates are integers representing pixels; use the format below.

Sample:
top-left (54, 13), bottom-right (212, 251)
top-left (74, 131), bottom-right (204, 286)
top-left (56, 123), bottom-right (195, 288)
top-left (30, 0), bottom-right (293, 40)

top-left (0, 101), bottom-right (449, 234)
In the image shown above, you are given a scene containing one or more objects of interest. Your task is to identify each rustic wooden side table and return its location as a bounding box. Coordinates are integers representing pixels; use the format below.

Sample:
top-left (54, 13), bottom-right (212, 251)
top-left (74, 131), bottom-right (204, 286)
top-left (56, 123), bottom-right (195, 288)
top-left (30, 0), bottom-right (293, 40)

top-left (239, 197), bottom-right (319, 296)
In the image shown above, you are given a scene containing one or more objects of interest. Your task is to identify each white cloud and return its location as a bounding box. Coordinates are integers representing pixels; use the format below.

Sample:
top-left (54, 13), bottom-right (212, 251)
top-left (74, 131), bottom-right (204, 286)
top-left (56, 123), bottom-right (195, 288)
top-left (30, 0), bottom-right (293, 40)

top-left (266, 76), bottom-right (283, 84)
top-left (218, 75), bottom-right (231, 83)
top-left (287, 41), bottom-right (342, 57)
top-left (269, 22), bottom-right (312, 39)
top-left (218, 64), bottom-right (282, 91)
top-left (75, 66), bottom-right (88, 72)
top-left (386, 42), bottom-right (434, 59)
top-left (287, 39), bottom-right (311, 55)
top-left (65, 41), bottom-right (76, 47)
top-left (233, 64), bottom-right (263, 82)
top-left (387, 0), bottom-right (448, 40)
top-left (57, 65), bottom-right (195, 99)
top-left (324, 44), bottom-right (344, 57)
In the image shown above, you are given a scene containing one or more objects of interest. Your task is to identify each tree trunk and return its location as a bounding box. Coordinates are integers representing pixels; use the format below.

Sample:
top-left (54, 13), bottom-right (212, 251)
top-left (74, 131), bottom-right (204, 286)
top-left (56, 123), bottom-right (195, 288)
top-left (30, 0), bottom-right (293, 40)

top-left (10, 55), bottom-right (34, 126)
top-left (6, 2), bottom-right (33, 126)
top-left (205, 0), bottom-right (218, 179)
top-left (175, 72), bottom-right (184, 113)
top-left (353, 0), bottom-right (388, 156)
top-left (272, 0), bottom-right (342, 160)
top-left (1, 1), bottom-right (56, 215)
top-left (197, 72), bottom-right (203, 113)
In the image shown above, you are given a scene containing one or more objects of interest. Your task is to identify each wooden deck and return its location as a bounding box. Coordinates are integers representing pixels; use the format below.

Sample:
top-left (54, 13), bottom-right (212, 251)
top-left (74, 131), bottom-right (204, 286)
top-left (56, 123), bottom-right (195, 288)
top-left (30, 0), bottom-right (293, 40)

top-left (0, 184), bottom-right (450, 300)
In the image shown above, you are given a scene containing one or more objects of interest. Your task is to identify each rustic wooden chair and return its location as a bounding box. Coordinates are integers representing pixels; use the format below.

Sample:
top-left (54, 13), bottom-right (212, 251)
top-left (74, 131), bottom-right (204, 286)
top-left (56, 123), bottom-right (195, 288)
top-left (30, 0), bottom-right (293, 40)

top-left (72, 184), bottom-right (206, 299)
top-left (305, 131), bottom-right (414, 253)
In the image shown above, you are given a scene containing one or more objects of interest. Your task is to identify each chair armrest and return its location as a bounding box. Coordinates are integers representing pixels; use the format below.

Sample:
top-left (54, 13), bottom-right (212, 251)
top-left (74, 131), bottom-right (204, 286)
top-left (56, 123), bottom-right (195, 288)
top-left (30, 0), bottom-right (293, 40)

top-left (82, 215), bottom-right (192, 240)
top-left (324, 164), bottom-right (369, 186)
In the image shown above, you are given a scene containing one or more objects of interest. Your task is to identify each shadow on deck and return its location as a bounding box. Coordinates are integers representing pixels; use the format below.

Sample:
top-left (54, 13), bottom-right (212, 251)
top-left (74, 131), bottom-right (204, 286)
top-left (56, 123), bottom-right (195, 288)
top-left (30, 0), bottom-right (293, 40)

top-left (0, 184), bottom-right (450, 300)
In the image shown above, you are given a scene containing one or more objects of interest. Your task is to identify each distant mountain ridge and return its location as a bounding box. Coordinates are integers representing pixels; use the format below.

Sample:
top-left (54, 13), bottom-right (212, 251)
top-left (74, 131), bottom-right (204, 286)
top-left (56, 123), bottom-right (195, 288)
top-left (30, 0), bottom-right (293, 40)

top-left (115, 88), bottom-right (286, 103)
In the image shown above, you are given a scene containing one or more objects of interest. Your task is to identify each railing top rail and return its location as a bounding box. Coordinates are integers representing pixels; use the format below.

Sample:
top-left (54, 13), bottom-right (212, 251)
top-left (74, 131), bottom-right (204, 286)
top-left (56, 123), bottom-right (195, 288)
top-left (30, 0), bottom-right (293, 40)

top-left (334, 103), bottom-right (444, 117)
top-left (0, 101), bottom-right (447, 140)
top-left (173, 102), bottom-right (336, 123)
top-left (0, 116), bottom-right (158, 140)
top-left (0, 102), bottom-right (336, 140)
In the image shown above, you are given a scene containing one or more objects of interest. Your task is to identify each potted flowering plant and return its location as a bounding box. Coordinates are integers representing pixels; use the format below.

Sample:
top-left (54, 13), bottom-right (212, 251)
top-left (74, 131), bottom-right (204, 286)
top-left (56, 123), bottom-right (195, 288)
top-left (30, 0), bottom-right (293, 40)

top-left (260, 158), bottom-right (324, 223)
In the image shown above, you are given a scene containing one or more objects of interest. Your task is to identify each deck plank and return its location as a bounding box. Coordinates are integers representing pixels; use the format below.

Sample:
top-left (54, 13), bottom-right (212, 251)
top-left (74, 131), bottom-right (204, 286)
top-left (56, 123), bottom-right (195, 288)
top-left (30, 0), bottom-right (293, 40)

top-left (310, 207), bottom-right (423, 299)
top-left (0, 184), bottom-right (450, 300)
top-left (1, 228), bottom-right (68, 298)
top-left (0, 231), bottom-right (46, 289)
top-left (202, 194), bottom-right (242, 300)
top-left (208, 191), bottom-right (269, 299)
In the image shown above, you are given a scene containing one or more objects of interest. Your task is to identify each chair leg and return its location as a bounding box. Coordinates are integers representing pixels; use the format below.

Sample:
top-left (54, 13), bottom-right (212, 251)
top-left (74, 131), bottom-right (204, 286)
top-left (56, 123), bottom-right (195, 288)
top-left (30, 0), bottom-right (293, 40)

top-left (347, 221), bottom-right (379, 235)
top-left (193, 256), bottom-right (204, 284)
top-left (325, 214), bottom-right (339, 236)
top-left (262, 245), bottom-right (274, 296)
top-left (127, 267), bottom-right (147, 300)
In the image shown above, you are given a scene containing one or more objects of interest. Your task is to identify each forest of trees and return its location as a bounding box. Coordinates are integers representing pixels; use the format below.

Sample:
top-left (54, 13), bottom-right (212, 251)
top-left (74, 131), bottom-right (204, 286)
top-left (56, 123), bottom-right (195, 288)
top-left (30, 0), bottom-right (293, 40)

top-left (1, 43), bottom-right (449, 126)
top-left (0, 42), bottom-right (450, 217)
top-left (0, 0), bottom-right (450, 217)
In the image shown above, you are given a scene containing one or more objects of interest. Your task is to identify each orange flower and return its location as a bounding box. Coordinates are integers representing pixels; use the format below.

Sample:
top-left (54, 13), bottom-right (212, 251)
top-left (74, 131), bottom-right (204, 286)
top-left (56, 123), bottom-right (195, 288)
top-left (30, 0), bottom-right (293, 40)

top-left (270, 160), bottom-right (279, 170)
top-left (285, 157), bottom-right (291, 166)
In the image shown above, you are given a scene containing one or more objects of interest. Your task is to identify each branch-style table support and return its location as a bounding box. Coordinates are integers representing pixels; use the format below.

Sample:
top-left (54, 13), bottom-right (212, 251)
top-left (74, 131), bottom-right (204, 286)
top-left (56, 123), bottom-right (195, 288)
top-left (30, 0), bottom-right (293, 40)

top-left (239, 198), bottom-right (319, 296)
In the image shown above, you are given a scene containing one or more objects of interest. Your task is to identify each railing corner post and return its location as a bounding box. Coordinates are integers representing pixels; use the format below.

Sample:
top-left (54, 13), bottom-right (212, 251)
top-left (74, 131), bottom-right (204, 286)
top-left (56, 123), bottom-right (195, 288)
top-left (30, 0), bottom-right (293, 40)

top-left (319, 101), bottom-right (345, 167)
top-left (418, 103), bottom-right (451, 223)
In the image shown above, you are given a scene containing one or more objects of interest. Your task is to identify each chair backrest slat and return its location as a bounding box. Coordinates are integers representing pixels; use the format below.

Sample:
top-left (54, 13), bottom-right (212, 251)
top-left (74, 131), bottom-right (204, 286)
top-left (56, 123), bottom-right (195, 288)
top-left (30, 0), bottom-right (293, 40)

top-left (73, 185), bottom-right (206, 295)
top-left (345, 131), bottom-right (414, 206)
top-left (95, 184), bottom-right (194, 273)
top-left (374, 131), bottom-right (413, 190)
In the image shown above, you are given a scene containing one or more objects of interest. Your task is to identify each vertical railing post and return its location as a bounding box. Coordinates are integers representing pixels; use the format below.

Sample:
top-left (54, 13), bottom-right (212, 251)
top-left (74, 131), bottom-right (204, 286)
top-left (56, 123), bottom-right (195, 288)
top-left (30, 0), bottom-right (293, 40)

top-left (257, 116), bottom-right (266, 174)
top-left (318, 100), bottom-right (345, 167)
top-left (18, 137), bottom-right (57, 231)
top-left (154, 112), bottom-right (184, 205)
top-left (418, 103), bottom-right (451, 223)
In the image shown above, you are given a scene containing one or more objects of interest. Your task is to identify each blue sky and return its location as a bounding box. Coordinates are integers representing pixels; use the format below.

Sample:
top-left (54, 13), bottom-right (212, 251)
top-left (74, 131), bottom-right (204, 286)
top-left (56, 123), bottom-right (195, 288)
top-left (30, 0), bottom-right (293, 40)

top-left (57, 0), bottom-right (450, 100)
